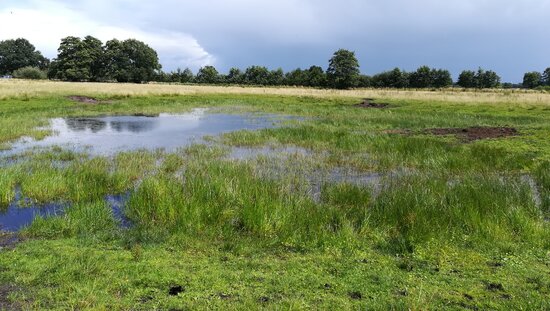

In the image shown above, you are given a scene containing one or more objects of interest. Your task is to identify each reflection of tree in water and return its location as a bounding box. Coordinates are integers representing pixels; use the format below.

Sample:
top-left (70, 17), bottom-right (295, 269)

top-left (65, 118), bottom-right (107, 133)
top-left (109, 120), bottom-right (156, 133)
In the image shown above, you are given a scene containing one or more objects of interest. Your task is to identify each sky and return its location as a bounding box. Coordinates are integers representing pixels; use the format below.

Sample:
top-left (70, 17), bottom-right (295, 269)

top-left (0, 0), bottom-right (549, 82)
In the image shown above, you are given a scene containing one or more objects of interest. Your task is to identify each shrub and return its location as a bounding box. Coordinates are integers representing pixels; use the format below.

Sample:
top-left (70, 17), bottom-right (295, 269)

top-left (12, 66), bottom-right (47, 80)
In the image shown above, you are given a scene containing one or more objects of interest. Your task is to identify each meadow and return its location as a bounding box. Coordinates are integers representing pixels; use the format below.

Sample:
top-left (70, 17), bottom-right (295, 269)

top-left (0, 80), bottom-right (549, 310)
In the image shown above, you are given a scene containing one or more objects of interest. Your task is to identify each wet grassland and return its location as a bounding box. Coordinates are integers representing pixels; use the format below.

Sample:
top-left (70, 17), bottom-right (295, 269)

top-left (0, 90), bottom-right (549, 309)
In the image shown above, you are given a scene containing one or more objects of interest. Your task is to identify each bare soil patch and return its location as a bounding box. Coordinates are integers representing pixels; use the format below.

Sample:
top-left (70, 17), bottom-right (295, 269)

top-left (425, 127), bottom-right (518, 141)
top-left (0, 284), bottom-right (22, 311)
top-left (67, 95), bottom-right (111, 104)
top-left (355, 98), bottom-right (390, 109)
top-left (0, 233), bottom-right (22, 250)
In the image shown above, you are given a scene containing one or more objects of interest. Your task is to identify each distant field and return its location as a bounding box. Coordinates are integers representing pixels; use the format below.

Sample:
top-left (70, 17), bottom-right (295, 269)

top-left (2, 79), bottom-right (550, 105)
top-left (0, 80), bottom-right (549, 310)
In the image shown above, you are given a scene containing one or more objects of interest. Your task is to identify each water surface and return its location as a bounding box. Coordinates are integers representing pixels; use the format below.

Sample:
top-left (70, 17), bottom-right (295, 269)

top-left (3, 109), bottom-right (291, 156)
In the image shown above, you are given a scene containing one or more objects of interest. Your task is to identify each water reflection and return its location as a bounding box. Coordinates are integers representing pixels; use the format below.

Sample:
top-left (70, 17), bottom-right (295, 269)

top-left (3, 109), bottom-right (292, 156)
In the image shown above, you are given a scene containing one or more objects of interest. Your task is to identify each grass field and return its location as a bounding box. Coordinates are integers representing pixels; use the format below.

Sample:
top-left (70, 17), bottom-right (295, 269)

top-left (0, 80), bottom-right (549, 310)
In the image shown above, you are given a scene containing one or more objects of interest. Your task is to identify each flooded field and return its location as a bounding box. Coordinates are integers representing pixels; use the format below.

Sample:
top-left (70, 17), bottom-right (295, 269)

top-left (2, 108), bottom-right (291, 156)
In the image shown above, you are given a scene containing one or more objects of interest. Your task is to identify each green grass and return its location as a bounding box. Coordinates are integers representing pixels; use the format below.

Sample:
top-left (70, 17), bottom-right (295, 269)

top-left (0, 90), bottom-right (549, 309)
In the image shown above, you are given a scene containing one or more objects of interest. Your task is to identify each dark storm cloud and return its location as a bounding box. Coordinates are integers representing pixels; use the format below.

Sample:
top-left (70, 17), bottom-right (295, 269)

top-left (1, 0), bottom-right (549, 81)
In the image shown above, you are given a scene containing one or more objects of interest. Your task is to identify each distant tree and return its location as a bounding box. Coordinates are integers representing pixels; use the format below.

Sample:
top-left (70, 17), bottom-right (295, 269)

top-left (409, 66), bottom-right (433, 88)
top-left (371, 68), bottom-right (408, 88)
top-left (12, 66), bottom-right (47, 79)
top-left (103, 39), bottom-right (161, 83)
top-left (178, 68), bottom-right (192, 83)
top-left (304, 66), bottom-right (326, 87)
top-left (226, 67), bottom-right (243, 84)
top-left (431, 69), bottom-right (453, 88)
top-left (326, 49), bottom-right (360, 89)
top-left (285, 68), bottom-right (306, 86)
top-left (457, 70), bottom-right (476, 88)
top-left (542, 68), bottom-right (550, 86)
top-left (522, 71), bottom-right (542, 89)
top-left (82, 36), bottom-right (104, 81)
top-left (0, 38), bottom-right (49, 75)
top-left (476, 68), bottom-right (500, 88)
top-left (195, 65), bottom-right (220, 84)
top-left (357, 74), bottom-right (372, 88)
top-left (49, 36), bottom-right (94, 81)
top-left (244, 66), bottom-right (270, 85)
top-left (268, 68), bottom-right (285, 85)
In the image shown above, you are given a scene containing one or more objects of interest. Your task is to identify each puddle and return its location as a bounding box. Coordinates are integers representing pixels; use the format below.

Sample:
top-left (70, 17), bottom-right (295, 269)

top-left (0, 188), bottom-right (65, 232)
top-left (105, 193), bottom-right (132, 228)
top-left (0, 187), bottom-right (132, 232)
top-left (2, 109), bottom-right (296, 156)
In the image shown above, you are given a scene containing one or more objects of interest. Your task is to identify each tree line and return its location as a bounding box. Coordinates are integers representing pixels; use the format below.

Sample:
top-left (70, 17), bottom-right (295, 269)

top-left (1, 37), bottom-right (548, 90)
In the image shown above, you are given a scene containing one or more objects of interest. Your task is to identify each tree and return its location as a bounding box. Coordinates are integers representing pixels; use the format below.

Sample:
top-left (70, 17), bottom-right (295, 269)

top-left (371, 68), bottom-right (408, 88)
top-left (195, 66), bottom-right (220, 84)
top-left (226, 67), bottom-right (243, 84)
top-left (49, 36), bottom-right (94, 81)
top-left (0, 38), bottom-right (49, 75)
top-left (305, 66), bottom-right (326, 87)
top-left (457, 70), bottom-right (476, 88)
top-left (476, 68), bottom-right (500, 88)
top-left (268, 68), bottom-right (285, 86)
top-left (285, 68), bottom-right (306, 86)
top-left (82, 36), bottom-right (104, 81)
top-left (244, 66), bottom-right (270, 85)
top-left (522, 71), bottom-right (542, 89)
top-left (542, 68), bottom-right (550, 86)
top-left (409, 66), bottom-right (433, 88)
top-left (103, 39), bottom-right (161, 83)
top-left (431, 69), bottom-right (453, 88)
top-left (181, 68), bottom-right (194, 83)
top-left (326, 49), bottom-right (360, 89)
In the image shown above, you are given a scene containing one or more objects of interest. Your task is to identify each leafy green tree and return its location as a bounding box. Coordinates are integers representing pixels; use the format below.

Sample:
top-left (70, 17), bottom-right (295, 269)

top-left (457, 70), bottom-right (476, 88)
top-left (357, 74), bottom-right (372, 88)
top-left (82, 36), bottom-right (104, 81)
top-left (12, 66), bottom-right (47, 79)
top-left (431, 69), bottom-right (453, 88)
top-left (326, 49), bottom-right (360, 89)
top-left (542, 68), bottom-right (550, 86)
top-left (49, 36), bottom-right (94, 81)
top-left (305, 66), bottom-right (326, 87)
top-left (244, 66), bottom-right (270, 85)
top-left (409, 66), bottom-right (433, 88)
top-left (103, 39), bottom-right (161, 83)
top-left (195, 65), bottom-right (220, 84)
top-left (181, 68), bottom-right (194, 83)
top-left (285, 68), bottom-right (306, 86)
top-left (226, 67), bottom-right (243, 84)
top-left (0, 38), bottom-right (49, 75)
top-left (523, 71), bottom-right (542, 89)
top-left (268, 68), bottom-right (285, 85)
top-left (371, 68), bottom-right (408, 88)
top-left (476, 68), bottom-right (500, 88)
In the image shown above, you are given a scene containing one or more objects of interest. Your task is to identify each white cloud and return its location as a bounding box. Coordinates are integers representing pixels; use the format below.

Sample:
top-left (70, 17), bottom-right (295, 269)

top-left (0, 1), bottom-right (215, 70)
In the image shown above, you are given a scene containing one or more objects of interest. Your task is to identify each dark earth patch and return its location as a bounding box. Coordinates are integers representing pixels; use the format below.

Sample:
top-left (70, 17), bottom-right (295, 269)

top-left (67, 95), bottom-right (100, 104)
top-left (168, 285), bottom-right (185, 296)
top-left (348, 291), bottom-right (362, 300)
top-left (355, 98), bottom-right (391, 109)
top-left (0, 284), bottom-right (21, 311)
top-left (0, 233), bottom-right (22, 250)
top-left (425, 127), bottom-right (518, 141)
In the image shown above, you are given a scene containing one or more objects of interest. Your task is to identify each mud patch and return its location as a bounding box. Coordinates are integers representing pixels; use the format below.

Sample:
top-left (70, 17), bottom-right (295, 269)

top-left (355, 98), bottom-right (390, 109)
top-left (0, 284), bottom-right (22, 311)
top-left (0, 233), bottom-right (22, 250)
top-left (67, 95), bottom-right (106, 104)
top-left (425, 127), bottom-right (518, 141)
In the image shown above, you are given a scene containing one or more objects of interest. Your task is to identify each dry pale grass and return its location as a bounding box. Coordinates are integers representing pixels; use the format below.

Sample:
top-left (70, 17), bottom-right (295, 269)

top-left (1, 79), bottom-right (550, 106)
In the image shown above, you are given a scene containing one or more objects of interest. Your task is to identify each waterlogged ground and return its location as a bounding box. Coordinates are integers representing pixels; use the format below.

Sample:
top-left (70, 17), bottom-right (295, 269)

top-left (0, 90), bottom-right (549, 310)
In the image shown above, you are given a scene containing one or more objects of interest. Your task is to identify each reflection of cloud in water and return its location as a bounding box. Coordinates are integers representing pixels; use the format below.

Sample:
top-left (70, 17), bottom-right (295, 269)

top-left (65, 118), bottom-right (107, 133)
top-left (109, 120), bottom-right (157, 133)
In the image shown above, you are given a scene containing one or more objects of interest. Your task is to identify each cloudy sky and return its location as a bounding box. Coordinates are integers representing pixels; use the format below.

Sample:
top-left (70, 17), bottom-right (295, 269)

top-left (1, 0), bottom-right (548, 82)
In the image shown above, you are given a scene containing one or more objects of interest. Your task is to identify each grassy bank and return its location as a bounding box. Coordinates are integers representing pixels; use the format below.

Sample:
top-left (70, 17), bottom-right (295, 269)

top-left (0, 81), bottom-right (549, 309)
